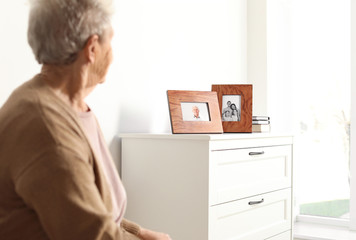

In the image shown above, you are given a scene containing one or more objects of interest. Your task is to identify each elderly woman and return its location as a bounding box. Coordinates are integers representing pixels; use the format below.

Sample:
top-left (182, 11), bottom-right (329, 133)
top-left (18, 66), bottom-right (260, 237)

top-left (0, 0), bottom-right (170, 239)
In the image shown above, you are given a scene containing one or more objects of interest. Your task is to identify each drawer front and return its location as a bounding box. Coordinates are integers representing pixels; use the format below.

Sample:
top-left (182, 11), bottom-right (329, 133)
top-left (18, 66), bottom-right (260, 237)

top-left (265, 230), bottom-right (291, 240)
top-left (209, 188), bottom-right (292, 240)
top-left (210, 145), bottom-right (292, 205)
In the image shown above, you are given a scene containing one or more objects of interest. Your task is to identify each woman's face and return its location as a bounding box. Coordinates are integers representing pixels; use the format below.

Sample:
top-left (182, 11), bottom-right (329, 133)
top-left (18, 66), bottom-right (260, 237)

top-left (89, 27), bottom-right (114, 85)
top-left (231, 104), bottom-right (236, 110)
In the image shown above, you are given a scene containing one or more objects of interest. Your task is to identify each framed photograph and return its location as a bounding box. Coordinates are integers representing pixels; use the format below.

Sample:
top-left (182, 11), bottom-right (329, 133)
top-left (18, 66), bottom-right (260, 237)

top-left (167, 90), bottom-right (223, 134)
top-left (211, 84), bottom-right (252, 133)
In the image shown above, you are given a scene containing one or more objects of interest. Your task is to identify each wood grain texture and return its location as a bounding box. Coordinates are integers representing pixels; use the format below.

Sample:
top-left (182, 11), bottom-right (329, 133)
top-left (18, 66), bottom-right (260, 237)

top-left (167, 90), bottom-right (223, 134)
top-left (211, 84), bottom-right (253, 133)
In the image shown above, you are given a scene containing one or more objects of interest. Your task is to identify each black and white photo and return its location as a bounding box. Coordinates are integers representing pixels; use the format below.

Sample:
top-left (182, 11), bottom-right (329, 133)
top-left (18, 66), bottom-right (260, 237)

top-left (221, 95), bottom-right (241, 122)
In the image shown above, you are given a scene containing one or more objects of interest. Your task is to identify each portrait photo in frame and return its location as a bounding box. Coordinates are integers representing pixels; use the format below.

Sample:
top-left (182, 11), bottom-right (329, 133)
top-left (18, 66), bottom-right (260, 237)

top-left (211, 84), bottom-right (253, 133)
top-left (167, 90), bottom-right (223, 134)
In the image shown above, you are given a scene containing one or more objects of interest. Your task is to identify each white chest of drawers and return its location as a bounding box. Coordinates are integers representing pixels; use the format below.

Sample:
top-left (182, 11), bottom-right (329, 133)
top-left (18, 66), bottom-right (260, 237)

top-left (121, 133), bottom-right (293, 240)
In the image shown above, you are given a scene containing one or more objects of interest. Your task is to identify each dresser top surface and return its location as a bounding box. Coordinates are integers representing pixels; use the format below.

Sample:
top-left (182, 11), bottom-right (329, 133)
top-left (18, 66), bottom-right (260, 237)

top-left (119, 133), bottom-right (293, 141)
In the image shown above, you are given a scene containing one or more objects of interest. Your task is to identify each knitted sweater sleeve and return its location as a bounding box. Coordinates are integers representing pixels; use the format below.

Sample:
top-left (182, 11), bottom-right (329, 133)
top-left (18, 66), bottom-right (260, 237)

top-left (121, 219), bottom-right (141, 236)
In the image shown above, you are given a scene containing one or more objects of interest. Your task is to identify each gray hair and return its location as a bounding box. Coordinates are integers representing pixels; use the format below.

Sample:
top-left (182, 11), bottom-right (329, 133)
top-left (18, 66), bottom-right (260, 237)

top-left (28, 0), bottom-right (113, 65)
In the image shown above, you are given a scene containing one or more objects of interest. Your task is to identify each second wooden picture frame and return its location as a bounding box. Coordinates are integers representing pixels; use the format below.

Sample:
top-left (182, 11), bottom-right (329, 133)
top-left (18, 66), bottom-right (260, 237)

top-left (212, 84), bottom-right (253, 133)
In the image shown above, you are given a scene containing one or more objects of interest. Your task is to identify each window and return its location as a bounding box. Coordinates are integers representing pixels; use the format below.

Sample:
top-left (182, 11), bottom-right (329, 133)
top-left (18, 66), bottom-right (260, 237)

top-left (292, 0), bottom-right (354, 228)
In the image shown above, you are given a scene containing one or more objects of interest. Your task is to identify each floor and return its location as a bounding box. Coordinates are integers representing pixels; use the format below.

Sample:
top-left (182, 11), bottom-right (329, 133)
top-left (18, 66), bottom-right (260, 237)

top-left (294, 222), bottom-right (356, 240)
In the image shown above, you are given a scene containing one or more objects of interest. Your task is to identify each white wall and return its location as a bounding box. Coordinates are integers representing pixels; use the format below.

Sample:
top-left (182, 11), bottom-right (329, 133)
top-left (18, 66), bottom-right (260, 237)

top-left (90, 0), bottom-right (247, 136)
top-left (247, 0), bottom-right (293, 132)
top-left (0, 0), bottom-right (248, 166)
top-left (247, 0), bottom-right (267, 116)
top-left (267, 0), bottom-right (293, 133)
top-left (0, 1), bottom-right (41, 104)
top-left (350, 0), bottom-right (356, 230)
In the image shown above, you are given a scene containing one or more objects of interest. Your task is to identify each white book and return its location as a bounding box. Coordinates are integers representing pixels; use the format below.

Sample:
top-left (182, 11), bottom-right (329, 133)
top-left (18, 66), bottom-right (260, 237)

top-left (252, 116), bottom-right (270, 121)
top-left (252, 124), bottom-right (271, 133)
top-left (252, 120), bottom-right (270, 125)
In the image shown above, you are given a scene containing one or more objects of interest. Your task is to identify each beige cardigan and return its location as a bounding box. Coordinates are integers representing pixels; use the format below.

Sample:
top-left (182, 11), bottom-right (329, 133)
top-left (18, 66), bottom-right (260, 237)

top-left (0, 75), bottom-right (141, 240)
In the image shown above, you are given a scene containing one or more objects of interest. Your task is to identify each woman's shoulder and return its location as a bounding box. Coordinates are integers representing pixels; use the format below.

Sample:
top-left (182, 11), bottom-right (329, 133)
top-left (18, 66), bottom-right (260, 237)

top-left (0, 75), bottom-right (87, 149)
top-left (0, 77), bottom-right (92, 178)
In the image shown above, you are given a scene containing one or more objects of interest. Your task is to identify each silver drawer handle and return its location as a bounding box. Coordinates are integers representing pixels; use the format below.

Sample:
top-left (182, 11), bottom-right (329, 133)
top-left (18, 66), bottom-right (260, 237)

top-left (248, 198), bottom-right (264, 205)
top-left (249, 151), bottom-right (265, 156)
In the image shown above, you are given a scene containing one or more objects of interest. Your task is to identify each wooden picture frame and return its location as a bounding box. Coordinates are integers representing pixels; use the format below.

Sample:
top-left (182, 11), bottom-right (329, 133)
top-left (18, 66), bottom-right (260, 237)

top-left (167, 90), bottom-right (223, 134)
top-left (211, 84), bottom-right (252, 133)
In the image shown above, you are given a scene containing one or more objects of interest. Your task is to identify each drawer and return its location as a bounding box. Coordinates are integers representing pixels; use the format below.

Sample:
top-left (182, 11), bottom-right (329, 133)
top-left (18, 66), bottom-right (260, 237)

top-left (209, 188), bottom-right (292, 240)
top-left (265, 230), bottom-right (291, 240)
top-left (209, 145), bottom-right (292, 205)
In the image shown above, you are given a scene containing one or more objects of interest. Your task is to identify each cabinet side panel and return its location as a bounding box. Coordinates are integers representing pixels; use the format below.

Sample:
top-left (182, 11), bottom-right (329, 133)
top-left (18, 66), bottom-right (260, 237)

top-left (122, 138), bottom-right (209, 240)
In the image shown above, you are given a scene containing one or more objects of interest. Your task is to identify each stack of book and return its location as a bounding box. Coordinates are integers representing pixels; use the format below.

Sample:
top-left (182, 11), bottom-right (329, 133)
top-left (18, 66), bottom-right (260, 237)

top-left (252, 116), bottom-right (270, 133)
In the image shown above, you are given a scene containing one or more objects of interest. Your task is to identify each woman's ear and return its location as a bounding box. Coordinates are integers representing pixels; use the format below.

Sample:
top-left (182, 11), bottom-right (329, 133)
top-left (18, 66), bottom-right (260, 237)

top-left (83, 35), bottom-right (99, 64)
